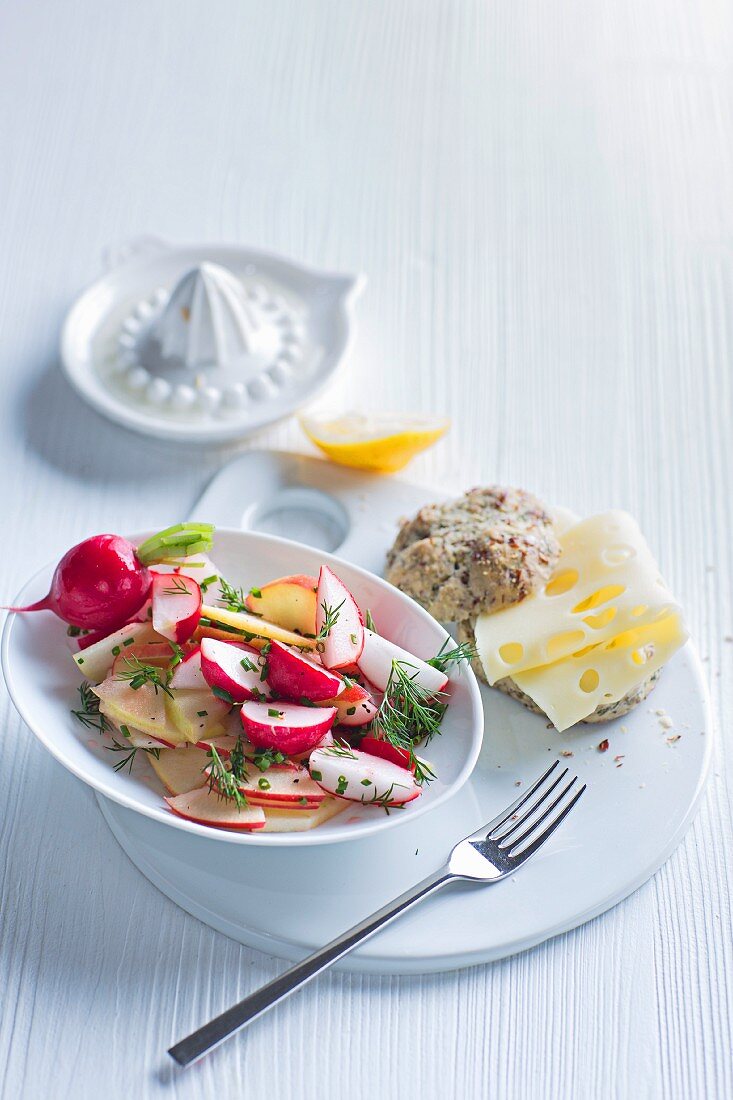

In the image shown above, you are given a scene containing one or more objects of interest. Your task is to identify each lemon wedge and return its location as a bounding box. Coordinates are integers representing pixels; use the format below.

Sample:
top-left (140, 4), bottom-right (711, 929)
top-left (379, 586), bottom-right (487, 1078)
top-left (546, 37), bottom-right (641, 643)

top-left (300, 412), bottom-right (450, 473)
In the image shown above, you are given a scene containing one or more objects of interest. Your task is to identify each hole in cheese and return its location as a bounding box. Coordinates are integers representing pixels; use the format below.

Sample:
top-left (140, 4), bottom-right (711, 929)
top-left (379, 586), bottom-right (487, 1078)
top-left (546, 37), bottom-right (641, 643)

top-left (545, 569), bottom-right (579, 597)
top-left (579, 669), bottom-right (600, 693)
top-left (602, 544), bottom-right (636, 567)
top-left (546, 630), bottom-right (586, 661)
top-left (583, 607), bottom-right (618, 630)
top-left (498, 642), bottom-right (524, 665)
top-left (631, 648), bottom-right (647, 665)
top-left (572, 585), bottom-right (626, 613)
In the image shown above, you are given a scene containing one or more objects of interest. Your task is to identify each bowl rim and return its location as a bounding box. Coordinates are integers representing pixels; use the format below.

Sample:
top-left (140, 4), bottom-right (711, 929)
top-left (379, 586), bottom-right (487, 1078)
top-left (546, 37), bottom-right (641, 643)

top-left (1, 528), bottom-right (484, 846)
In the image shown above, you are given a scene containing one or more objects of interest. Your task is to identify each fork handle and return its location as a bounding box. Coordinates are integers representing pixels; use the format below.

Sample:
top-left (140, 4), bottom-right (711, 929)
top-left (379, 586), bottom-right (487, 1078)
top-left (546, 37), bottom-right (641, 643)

top-left (168, 866), bottom-right (454, 1067)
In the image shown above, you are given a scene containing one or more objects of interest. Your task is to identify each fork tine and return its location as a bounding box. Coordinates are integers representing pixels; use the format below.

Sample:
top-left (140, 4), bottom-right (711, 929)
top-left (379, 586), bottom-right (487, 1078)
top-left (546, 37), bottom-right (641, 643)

top-left (488, 765), bottom-right (567, 840)
top-left (482, 760), bottom-right (560, 835)
top-left (499, 774), bottom-right (579, 850)
top-left (509, 783), bottom-right (587, 864)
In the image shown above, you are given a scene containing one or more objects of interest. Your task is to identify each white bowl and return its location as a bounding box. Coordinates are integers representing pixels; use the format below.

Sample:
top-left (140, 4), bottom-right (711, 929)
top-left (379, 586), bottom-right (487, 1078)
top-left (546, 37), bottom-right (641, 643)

top-left (1, 529), bottom-right (483, 846)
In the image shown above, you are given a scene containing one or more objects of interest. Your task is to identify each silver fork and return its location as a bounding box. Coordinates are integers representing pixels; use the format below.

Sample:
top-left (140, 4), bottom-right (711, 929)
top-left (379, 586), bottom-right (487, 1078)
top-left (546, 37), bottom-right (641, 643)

top-left (168, 760), bottom-right (585, 1067)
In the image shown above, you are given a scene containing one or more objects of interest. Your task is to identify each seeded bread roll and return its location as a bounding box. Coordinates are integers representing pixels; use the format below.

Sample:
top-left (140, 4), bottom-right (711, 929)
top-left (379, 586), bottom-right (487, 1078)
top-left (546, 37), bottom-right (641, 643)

top-left (455, 620), bottom-right (659, 724)
top-left (385, 486), bottom-right (560, 622)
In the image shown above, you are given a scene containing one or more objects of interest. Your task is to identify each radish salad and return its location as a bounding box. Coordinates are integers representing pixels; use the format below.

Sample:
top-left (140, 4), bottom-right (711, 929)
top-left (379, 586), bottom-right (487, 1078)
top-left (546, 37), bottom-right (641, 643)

top-left (10, 523), bottom-right (474, 833)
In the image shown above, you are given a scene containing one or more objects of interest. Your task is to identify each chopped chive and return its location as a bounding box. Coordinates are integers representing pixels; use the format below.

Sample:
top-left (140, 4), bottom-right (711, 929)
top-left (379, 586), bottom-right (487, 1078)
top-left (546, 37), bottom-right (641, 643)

top-left (249, 587), bottom-right (262, 599)
top-left (197, 710), bottom-right (208, 717)
top-left (123, 637), bottom-right (135, 647)
top-left (310, 769), bottom-right (322, 781)
top-left (258, 777), bottom-right (271, 790)
top-left (111, 646), bottom-right (121, 656)
top-left (268, 708), bottom-right (283, 719)
top-left (361, 778), bottom-right (372, 786)
top-left (346, 706), bottom-right (356, 716)
top-left (212, 686), bottom-right (234, 704)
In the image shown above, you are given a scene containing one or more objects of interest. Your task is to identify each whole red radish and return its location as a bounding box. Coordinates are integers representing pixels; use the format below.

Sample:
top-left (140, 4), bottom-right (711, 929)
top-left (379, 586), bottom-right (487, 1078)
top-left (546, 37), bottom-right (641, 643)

top-left (4, 522), bottom-right (214, 633)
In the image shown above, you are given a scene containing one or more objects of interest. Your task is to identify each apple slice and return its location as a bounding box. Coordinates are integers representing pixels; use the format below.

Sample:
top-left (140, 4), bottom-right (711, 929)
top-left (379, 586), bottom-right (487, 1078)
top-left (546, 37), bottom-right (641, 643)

top-left (321, 681), bottom-right (378, 727)
top-left (165, 688), bottom-right (229, 743)
top-left (357, 629), bottom-right (448, 695)
top-left (73, 621), bottom-right (162, 682)
top-left (316, 566), bottom-right (364, 670)
top-left (111, 642), bottom-right (175, 678)
top-left (165, 788), bottom-right (266, 831)
top-left (200, 638), bottom-right (271, 703)
top-left (152, 573), bottom-right (202, 644)
top-left (309, 745), bottom-right (421, 806)
top-left (94, 677), bottom-right (189, 744)
top-left (115, 724), bottom-right (178, 750)
top-left (266, 641), bottom-right (343, 703)
top-left (262, 797), bottom-right (347, 832)
top-left (245, 574), bottom-right (318, 635)
top-left (194, 734), bottom-right (249, 758)
top-left (200, 604), bottom-right (316, 650)
top-left (170, 645), bottom-right (207, 690)
top-left (148, 745), bottom-right (210, 794)
top-left (240, 700), bottom-right (336, 755)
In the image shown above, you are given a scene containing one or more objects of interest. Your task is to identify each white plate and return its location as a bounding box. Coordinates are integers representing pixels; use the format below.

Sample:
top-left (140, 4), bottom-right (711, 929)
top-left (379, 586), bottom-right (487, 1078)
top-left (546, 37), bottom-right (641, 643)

top-left (60, 237), bottom-right (364, 443)
top-left (4, 453), bottom-right (713, 973)
top-left (1, 529), bottom-right (482, 846)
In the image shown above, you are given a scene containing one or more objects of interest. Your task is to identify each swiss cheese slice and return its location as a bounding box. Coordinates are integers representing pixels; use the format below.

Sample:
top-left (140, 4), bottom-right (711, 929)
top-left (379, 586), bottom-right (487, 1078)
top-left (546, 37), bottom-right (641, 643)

top-left (512, 612), bottom-right (688, 731)
top-left (474, 511), bottom-right (682, 684)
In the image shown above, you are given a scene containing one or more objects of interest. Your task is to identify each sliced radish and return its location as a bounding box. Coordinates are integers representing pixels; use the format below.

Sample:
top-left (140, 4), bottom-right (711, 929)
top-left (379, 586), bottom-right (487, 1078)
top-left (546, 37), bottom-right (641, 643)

top-left (148, 746), bottom-right (210, 794)
top-left (200, 638), bottom-right (271, 703)
top-left (266, 640), bottom-right (343, 703)
top-left (321, 681), bottom-right (379, 727)
top-left (240, 701), bottom-right (336, 755)
top-left (170, 645), bottom-right (207, 690)
top-left (151, 573), bottom-right (202, 643)
top-left (309, 746), bottom-right (420, 806)
top-left (210, 762), bottom-right (326, 806)
top-left (357, 629), bottom-right (448, 695)
top-left (358, 735), bottom-right (413, 771)
top-left (315, 566), bottom-right (364, 670)
top-left (165, 788), bottom-right (266, 830)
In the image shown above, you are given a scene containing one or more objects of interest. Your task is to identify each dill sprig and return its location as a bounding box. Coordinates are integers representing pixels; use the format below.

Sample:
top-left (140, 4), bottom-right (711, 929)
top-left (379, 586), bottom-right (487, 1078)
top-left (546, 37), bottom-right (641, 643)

top-left (372, 660), bottom-right (448, 783)
top-left (318, 741), bottom-right (358, 761)
top-left (114, 655), bottom-right (174, 697)
top-left (317, 600), bottom-right (344, 640)
top-left (205, 743), bottom-right (248, 814)
top-left (358, 782), bottom-right (409, 814)
top-left (217, 577), bottom-right (249, 614)
top-left (106, 725), bottom-right (161, 773)
top-left (161, 575), bottom-right (192, 596)
top-left (427, 638), bottom-right (477, 673)
top-left (71, 682), bottom-right (110, 733)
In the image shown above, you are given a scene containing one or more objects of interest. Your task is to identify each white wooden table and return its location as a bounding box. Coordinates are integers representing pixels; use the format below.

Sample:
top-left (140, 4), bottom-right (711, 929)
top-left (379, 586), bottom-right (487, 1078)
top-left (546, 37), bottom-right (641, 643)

top-left (1, 2), bottom-right (731, 1096)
